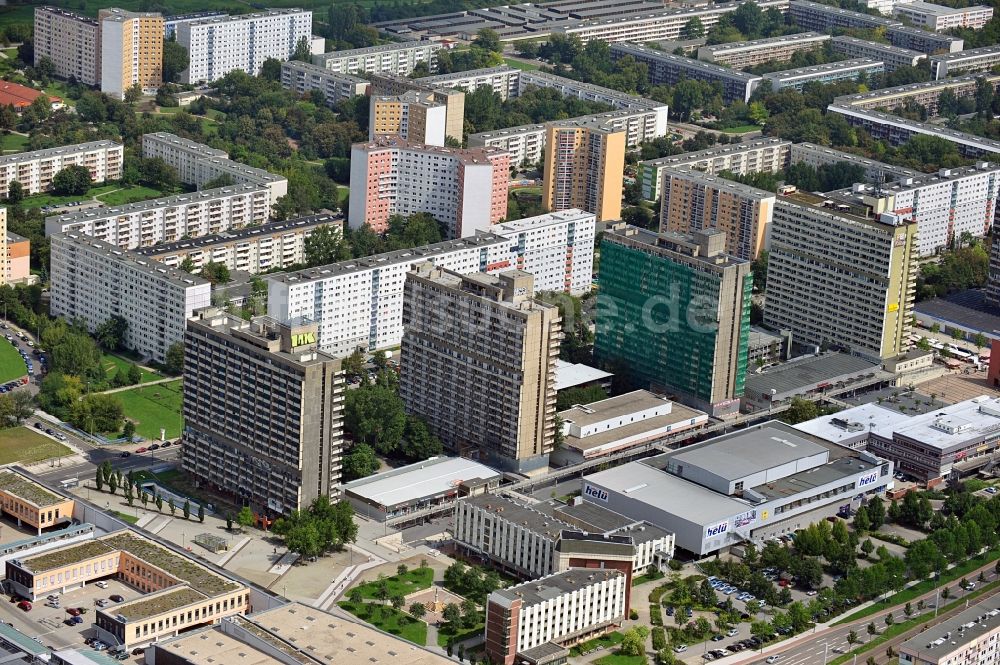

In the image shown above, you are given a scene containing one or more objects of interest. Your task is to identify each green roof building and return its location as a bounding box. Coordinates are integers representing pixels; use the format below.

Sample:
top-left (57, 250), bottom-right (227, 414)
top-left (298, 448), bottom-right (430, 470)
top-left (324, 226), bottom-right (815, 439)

top-left (595, 224), bottom-right (751, 417)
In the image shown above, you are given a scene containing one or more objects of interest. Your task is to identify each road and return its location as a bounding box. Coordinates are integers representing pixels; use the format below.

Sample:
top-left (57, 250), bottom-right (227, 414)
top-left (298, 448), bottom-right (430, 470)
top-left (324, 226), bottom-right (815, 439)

top-left (733, 560), bottom-right (1000, 665)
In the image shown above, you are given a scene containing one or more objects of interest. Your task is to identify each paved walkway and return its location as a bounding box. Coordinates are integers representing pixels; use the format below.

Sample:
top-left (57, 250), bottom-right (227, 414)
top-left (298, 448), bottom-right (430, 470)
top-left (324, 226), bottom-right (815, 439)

top-left (99, 376), bottom-right (177, 394)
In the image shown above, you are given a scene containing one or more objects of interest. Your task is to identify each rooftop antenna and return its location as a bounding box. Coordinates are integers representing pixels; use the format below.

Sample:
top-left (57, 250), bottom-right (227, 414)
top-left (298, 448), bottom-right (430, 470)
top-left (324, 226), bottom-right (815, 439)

top-left (874, 170), bottom-right (886, 198)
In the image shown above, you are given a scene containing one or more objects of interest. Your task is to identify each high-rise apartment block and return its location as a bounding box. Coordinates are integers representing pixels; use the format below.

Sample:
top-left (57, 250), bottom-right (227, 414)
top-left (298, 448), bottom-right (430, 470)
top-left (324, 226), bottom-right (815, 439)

top-left (0, 207), bottom-right (7, 287)
top-left (0, 141), bottom-right (123, 197)
top-left (45, 184), bottom-right (270, 251)
top-left (788, 0), bottom-right (964, 52)
top-left (33, 7), bottom-right (100, 86)
top-left (543, 120), bottom-right (625, 223)
top-left (348, 137), bottom-right (509, 237)
top-left (697, 32), bottom-right (830, 68)
top-left (369, 91), bottom-right (447, 146)
top-left (930, 45), bottom-right (1000, 80)
top-left (178, 10), bottom-right (314, 83)
top-left (763, 191), bottom-right (918, 362)
top-left (280, 61), bottom-right (370, 107)
top-left (267, 210), bottom-right (596, 356)
top-left (659, 169), bottom-right (775, 261)
top-left (400, 265), bottom-right (561, 472)
top-left (182, 308), bottom-right (343, 514)
top-left (49, 232), bottom-right (211, 363)
top-left (98, 8), bottom-right (164, 99)
top-left (761, 58), bottom-right (884, 92)
top-left (313, 41), bottom-right (440, 76)
top-left (369, 73), bottom-right (466, 142)
top-left (595, 225), bottom-right (752, 417)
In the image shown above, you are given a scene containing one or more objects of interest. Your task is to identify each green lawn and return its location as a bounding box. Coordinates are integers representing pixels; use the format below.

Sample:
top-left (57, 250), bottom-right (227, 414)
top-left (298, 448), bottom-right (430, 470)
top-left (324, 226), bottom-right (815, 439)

top-left (338, 601), bottom-right (428, 645)
top-left (96, 186), bottom-right (164, 206)
top-left (722, 124), bottom-right (759, 133)
top-left (352, 567), bottom-right (434, 600)
top-left (20, 184), bottom-right (120, 209)
top-left (0, 427), bottom-right (72, 465)
top-left (594, 655), bottom-right (647, 665)
top-left (0, 133), bottom-right (29, 153)
top-left (0, 5), bottom-right (35, 27)
top-left (101, 353), bottom-right (163, 384)
top-left (504, 57), bottom-right (541, 71)
top-left (43, 81), bottom-right (78, 107)
top-left (835, 548), bottom-right (1000, 624)
top-left (115, 380), bottom-right (184, 440)
top-left (1, 48), bottom-right (18, 59)
top-left (0, 339), bottom-right (26, 383)
top-left (437, 622), bottom-right (484, 647)
top-left (111, 510), bottom-right (139, 525)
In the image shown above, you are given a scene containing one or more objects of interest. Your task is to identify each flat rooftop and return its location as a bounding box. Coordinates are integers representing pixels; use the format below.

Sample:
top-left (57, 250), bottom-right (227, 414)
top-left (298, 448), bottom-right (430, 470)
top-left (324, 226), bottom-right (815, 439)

top-left (915, 289), bottom-right (1000, 336)
top-left (640, 137), bottom-right (789, 169)
top-left (111, 586), bottom-right (208, 622)
top-left (343, 457), bottom-right (501, 509)
top-left (554, 358), bottom-right (612, 391)
top-left (930, 44), bottom-right (1000, 64)
top-left (700, 31), bottom-right (828, 53)
top-left (752, 451), bottom-right (880, 501)
top-left (463, 494), bottom-right (573, 540)
top-left (153, 627), bottom-right (285, 665)
top-left (895, 0), bottom-right (991, 16)
top-left (763, 58), bottom-right (881, 81)
top-left (886, 395), bottom-right (1000, 451)
top-left (246, 603), bottom-right (453, 664)
top-left (551, 501), bottom-right (674, 544)
top-left (54, 232), bottom-right (210, 290)
top-left (900, 598), bottom-right (1000, 656)
top-left (0, 140), bottom-right (119, 166)
top-left (0, 470), bottom-right (65, 507)
top-left (794, 403), bottom-right (911, 444)
top-left (47, 184), bottom-right (265, 226)
top-left (744, 352), bottom-right (883, 398)
top-left (560, 390), bottom-right (677, 427)
top-left (494, 568), bottom-right (624, 607)
top-left (611, 43), bottom-right (762, 83)
top-left (659, 422), bottom-right (829, 481)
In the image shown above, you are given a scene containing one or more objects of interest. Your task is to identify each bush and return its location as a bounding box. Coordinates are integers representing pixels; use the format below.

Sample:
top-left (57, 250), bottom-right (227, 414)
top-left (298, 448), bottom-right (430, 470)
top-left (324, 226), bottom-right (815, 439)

top-left (650, 604), bottom-right (663, 626)
top-left (668, 559), bottom-right (683, 571)
top-left (652, 627), bottom-right (668, 651)
top-left (630, 609), bottom-right (639, 620)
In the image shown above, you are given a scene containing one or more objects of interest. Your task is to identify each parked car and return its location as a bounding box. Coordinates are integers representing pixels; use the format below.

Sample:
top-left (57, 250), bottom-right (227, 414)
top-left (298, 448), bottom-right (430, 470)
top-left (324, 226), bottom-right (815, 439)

top-left (767, 656), bottom-right (781, 664)
top-left (96, 600), bottom-right (110, 608)
top-left (95, 581), bottom-right (109, 589)
top-left (71, 616), bottom-right (83, 625)
top-left (161, 441), bottom-right (172, 448)
top-left (135, 447), bottom-right (147, 453)
top-left (17, 601), bottom-right (31, 611)
top-left (673, 645), bottom-right (688, 653)
top-left (109, 594), bottom-right (124, 603)
top-left (727, 628), bottom-right (739, 637)
top-left (712, 634), bottom-right (725, 642)
top-left (120, 452), bottom-right (131, 458)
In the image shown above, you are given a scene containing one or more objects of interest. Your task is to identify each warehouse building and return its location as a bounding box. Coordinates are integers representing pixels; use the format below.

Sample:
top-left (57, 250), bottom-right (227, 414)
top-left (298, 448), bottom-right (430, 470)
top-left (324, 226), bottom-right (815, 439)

top-left (343, 456), bottom-right (501, 522)
top-left (581, 421), bottom-right (893, 555)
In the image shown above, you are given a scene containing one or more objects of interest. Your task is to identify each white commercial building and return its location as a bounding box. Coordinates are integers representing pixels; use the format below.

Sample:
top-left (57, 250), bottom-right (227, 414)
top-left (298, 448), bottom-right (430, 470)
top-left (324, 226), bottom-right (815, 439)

top-left (141, 133), bottom-right (288, 203)
top-left (45, 184), bottom-right (270, 251)
top-left (280, 61), bottom-right (370, 106)
top-left (826, 162), bottom-right (1000, 256)
top-left (178, 10), bottom-right (315, 83)
top-left (0, 141), bottom-right (124, 197)
top-left (313, 41), bottom-right (440, 76)
top-left (892, 1), bottom-right (993, 31)
top-left (267, 209), bottom-right (597, 356)
top-left (50, 231), bottom-right (211, 363)
top-left (581, 421), bottom-right (893, 555)
top-left (486, 569), bottom-right (627, 663)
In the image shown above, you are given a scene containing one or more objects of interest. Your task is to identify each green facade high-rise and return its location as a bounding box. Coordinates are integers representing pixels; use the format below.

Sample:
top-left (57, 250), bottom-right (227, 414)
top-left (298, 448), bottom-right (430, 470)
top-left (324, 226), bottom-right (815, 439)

top-left (595, 224), bottom-right (752, 417)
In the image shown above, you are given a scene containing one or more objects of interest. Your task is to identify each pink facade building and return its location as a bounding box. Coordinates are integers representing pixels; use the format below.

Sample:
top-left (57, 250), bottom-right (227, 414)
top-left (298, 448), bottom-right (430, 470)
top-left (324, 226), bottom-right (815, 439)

top-left (349, 137), bottom-right (510, 238)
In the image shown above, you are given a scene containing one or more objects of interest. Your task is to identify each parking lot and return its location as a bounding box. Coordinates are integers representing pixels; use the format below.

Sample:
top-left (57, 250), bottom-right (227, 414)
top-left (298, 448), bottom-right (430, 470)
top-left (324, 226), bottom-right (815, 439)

top-left (0, 576), bottom-right (142, 658)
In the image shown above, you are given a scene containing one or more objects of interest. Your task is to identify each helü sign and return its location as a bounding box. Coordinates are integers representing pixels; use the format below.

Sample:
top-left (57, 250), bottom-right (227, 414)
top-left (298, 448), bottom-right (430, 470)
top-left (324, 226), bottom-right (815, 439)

top-left (583, 484), bottom-right (609, 503)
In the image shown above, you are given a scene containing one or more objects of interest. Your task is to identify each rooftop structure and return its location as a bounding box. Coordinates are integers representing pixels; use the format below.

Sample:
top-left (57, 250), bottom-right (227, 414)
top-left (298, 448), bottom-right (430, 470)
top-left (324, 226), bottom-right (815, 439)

top-left (743, 352), bottom-right (889, 410)
top-left (899, 598), bottom-right (1000, 665)
top-left (830, 36), bottom-right (926, 73)
top-left (554, 359), bottom-right (613, 391)
top-left (794, 402), bottom-right (911, 449)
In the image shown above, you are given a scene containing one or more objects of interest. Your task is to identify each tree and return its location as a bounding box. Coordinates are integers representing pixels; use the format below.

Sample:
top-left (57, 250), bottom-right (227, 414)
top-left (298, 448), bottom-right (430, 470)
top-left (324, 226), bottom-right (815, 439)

top-left (861, 538), bottom-right (875, 557)
top-left (400, 416), bottom-right (443, 462)
top-left (168, 497), bottom-right (176, 516)
top-left (292, 36), bottom-right (312, 63)
top-left (847, 630), bottom-right (859, 647)
top-left (622, 205), bottom-right (655, 229)
top-left (410, 602), bottom-right (426, 620)
top-left (165, 342), bottom-right (184, 375)
top-left (974, 333), bottom-right (988, 349)
top-left (6, 180), bottom-right (23, 204)
top-left (904, 602), bottom-right (912, 617)
top-left (473, 28), bottom-right (502, 53)
top-left (139, 157), bottom-right (178, 191)
top-left (200, 261), bottom-right (231, 285)
top-left (783, 397), bottom-right (819, 425)
top-left (123, 83), bottom-right (143, 106)
top-left (95, 315), bottom-right (129, 351)
top-left (867, 622), bottom-right (878, 637)
top-left (619, 627), bottom-right (649, 657)
top-left (750, 621), bottom-right (772, 649)
top-left (53, 165), bottom-right (92, 196)
top-left (183, 498), bottom-right (190, 520)
top-left (344, 385), bottom-right (406, 454)
top-left (348, 587), bottom-right (363, 605)
top-left (237, 506), bottom-right (255, 528)
top-left (342, 443), bottom-right (379, 481)
top-left (95, 467), bottom-right (104, 492)
top-left (682, 17), bottom-right (705, 37)
top-left (885, 613), bottom-right (894, 627)
top-left (443, 603), bottom-right (461, 625)
top-left (305, 225), bottom-right (351, 266)
top-left (162, 38), bottom-right (188, 83)
top-left (226, 514), bottom-right (233, 530)
top-left (198, 503), bottom-right (205, 523)
top-left (125, 484), bottom-right (134, 507)
top-left (260, 58), bottom-right (282, 81)
top-left (123, 420), bottom-right (135, 442)
top-left (155, 493), bottom-right (163, 512)
top-left (854, 507), bottom-right (871, 533)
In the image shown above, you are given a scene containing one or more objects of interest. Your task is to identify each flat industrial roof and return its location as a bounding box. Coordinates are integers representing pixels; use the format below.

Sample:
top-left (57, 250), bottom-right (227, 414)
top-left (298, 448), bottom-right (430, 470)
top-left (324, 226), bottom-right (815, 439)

top-left (886, 396), bottom-right (1000, 451)
top-left (900, 598), bottom-right (1000, 657)
top-left (560, 390), bottom-right (672, 426)
top-left (752, 453), bottom-right (879, 501)
top-left (915, 289), bottom-right (1000, 337)
top-left (463, 494), bottom-right (573, 539)
top-left (584, 461), bottom-right (747, 524)
top-left (343, 457), bottom-right (500, 509)
top-left (662, 423), bottom-right (829, 481)
top-left (744, 352), bottom-right (883, 398)
top-left (794, 403), bottom-right (911, 444)
top-left (153, 627), bottom-right (284, 665)
top-left (494, 568), bottom-right (625, 607)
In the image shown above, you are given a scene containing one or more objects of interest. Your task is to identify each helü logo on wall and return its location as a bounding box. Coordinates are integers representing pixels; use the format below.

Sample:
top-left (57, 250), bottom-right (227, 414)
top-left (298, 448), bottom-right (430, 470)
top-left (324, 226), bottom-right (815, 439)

top-left (583, 484), bottom-right (609, 502)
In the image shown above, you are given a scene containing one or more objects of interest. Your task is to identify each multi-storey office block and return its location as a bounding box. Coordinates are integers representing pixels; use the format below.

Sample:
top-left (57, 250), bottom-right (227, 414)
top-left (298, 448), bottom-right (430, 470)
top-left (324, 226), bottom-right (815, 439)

top-left (399, 265), bottom-right (561, 472)
top-left (182, 309), bottom-right (343, 514)
top-left (45, 184), bottom-right (270, 250)
top-left (610, 43), bottom-right (762, 103)
top-left (266, 210), bottom-right (596, 355)
top-left (49, 232), bottom-right (211, 363)
top-left (348, 137), bottom-right (509, 237)
top-left (33, 7), bottom-right (100, 86)
top-left (99, 8), bottom-right (164, 99)
top-left (763, 191), bottom-right (918, 362)
top-left (178, 10), bottom-right (314, 83)
top-left (280, 61), bottom-right (370, 106)
top-left (697, 32), bottom-right (830, 68)
top-left (595, 225), bottom-right (751, 416)
top-left (313, 41), bottom-right (440, 76)
top-left (659, 169), bottom-right (775, 261)
top-left (638, 138), bottom-right (791, 202)
top-left (831, 36), bottom-right (925, 73)
top-left (0, 141), bottom-right (123, 197)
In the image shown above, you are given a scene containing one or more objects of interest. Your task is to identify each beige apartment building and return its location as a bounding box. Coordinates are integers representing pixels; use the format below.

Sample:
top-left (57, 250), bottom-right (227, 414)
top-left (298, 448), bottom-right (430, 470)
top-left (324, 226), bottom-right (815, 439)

top-left (182, 309), bottom-right (344, 514)
top-left (369, 73), bottom-right (466, 142)
top-left (369, 91), bottom-right (448, 146)
top-left (99, 8), bottom-right (164, 99)
top-left (764, 190), bottom-right (918, 362)
top-left (33, 7), bottom-right (100, 86)
top-left (659, 168), bottom-right (775, 261)
top-left (400, 264), bottom-right (561, 473)
top-left (0, 470), bottom-right (74, 535)
top-left (543, 120), bottom-right (626, 222)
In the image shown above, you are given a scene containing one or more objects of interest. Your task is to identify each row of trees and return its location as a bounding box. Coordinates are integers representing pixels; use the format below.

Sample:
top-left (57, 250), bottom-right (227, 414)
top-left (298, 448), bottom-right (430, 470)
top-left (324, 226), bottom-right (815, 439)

top-left (94, 463), bottom-right (205, 521)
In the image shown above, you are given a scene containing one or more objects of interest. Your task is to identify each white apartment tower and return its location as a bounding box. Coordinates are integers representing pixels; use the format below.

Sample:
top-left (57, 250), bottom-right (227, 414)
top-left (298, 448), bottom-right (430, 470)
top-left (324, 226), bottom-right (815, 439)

top-left (33, 7), bottom-right (100, 86)
top-left (178, 10), bottom-right (314, 84)
top-left (50, 231), bottom-right (211, 363)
